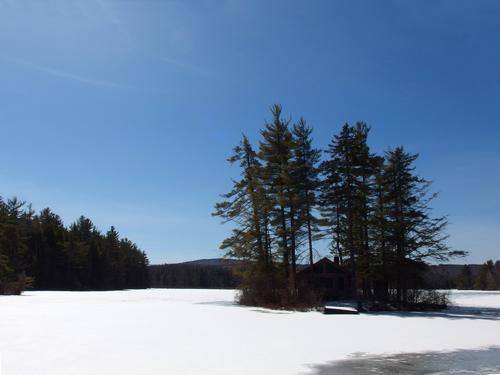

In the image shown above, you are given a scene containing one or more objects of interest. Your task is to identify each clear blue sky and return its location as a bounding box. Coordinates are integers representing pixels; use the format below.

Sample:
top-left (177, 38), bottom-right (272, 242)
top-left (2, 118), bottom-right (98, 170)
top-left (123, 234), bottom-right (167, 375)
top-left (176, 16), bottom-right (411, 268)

top-left (1, 0), bottom-right (499, 264)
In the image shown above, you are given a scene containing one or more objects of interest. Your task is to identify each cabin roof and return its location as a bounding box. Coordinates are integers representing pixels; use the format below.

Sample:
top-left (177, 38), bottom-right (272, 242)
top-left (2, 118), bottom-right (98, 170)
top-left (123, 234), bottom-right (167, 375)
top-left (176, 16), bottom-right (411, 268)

top-left (297, 257), bottom-right (350, 275)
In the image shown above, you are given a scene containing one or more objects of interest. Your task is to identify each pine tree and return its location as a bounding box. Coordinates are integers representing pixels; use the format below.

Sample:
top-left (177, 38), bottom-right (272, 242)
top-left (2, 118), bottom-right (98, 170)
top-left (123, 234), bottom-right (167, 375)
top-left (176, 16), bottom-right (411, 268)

top-left (213, 135), bottom-right (277, 303)
top-left (1, 198), bottom-right (28, 275)
top-left (105, 226), bottom-right (124, 289)
top-left (320, 123), bottom-right (377, 298)
top-left (319, 144), bottom-right (343, 263)
top-left (67, 217), bottom-right (95, 289)
top-left (351, 123), bottom-right (378, 297)
top-left (0, 198), bottom-right (13, 289)
top-left (0, 253), bottom-right (12, 284)
top-left (34, 208), bottom-right (67, 289)
top-left (292, 118), bottom-right (321, 269)
top-left (0, 197), bottom-right (33, 294)
top-left (383, 147), bottom-right (464, 302)
top-left (258, 104), bottom-right (299, 294)
top-left (456, 265), bottom-right (473, 289)
top-left (370, 156), bottom-right (392, 299)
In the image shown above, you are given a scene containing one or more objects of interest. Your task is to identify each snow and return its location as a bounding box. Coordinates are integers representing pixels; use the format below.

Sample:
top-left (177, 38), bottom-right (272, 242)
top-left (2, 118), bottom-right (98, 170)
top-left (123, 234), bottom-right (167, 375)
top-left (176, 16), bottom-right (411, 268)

top-left (450, 290), bottom-right (500, 309)
top-left (323, 305), bottom-right (359, 313)
top-left (324, 306), bottom-right (358, 311)
top-left (0, 289), bottom-right (499, 375)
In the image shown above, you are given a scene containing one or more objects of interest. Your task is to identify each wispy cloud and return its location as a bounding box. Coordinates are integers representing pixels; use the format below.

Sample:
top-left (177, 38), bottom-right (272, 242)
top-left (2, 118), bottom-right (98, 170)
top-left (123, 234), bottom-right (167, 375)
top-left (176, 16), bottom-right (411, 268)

top-left (2, 57), bottom-right (128, 89)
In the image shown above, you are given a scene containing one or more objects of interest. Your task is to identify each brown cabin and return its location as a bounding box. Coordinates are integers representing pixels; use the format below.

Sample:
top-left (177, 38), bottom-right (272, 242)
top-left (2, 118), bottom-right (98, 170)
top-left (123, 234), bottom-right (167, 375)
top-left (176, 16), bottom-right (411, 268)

top-left (297, 257), bottom-right (353, 300)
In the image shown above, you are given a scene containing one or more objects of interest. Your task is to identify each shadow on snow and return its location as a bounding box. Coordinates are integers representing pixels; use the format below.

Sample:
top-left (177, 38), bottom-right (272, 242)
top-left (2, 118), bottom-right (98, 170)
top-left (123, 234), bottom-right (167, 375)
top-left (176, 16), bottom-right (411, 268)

top-left (307, 346), bottom-right (500, 375)
top-left (367, 305), bottom-right (500, 321)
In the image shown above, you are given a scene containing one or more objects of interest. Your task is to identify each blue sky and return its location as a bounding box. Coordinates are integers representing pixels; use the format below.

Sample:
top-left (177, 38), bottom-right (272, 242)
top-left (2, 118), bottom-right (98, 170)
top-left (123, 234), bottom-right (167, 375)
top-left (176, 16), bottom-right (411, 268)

top-left (1, 0), bottom-right (499, 264)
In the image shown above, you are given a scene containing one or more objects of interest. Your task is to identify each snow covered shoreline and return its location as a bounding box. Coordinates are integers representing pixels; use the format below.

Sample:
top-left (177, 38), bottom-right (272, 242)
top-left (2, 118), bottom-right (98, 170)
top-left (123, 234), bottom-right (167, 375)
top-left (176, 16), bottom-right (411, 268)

top-left (1, 289), bottom-right (499, 374)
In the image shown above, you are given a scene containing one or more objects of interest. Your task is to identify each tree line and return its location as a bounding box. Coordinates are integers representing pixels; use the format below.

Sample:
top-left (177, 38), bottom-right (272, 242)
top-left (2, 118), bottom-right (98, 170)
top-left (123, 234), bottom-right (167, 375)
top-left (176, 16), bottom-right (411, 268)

top-left (455, 260), bottom-right (500, 290)
top-left (147, 261), bottom-right (500, 292)
top-left (214, 104), bottom-right (465, 307)
top-left (0, 196), bottom-right (149, 294)
top-left (149, 262), bottom-right (238, 289)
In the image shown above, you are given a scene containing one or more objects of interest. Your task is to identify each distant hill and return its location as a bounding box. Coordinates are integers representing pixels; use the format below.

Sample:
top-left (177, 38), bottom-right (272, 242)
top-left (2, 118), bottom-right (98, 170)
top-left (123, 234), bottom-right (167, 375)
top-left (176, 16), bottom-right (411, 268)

top-left (149, 258), bottom-right (240, 289)
top-left (422, 264), bottom-right (482, 289)
top-left (175, 258), bottom-right (241, 267)
top-left (427, 264), bottom-right (482, 278)
top-left (149, 259), bottom-right (486, 290)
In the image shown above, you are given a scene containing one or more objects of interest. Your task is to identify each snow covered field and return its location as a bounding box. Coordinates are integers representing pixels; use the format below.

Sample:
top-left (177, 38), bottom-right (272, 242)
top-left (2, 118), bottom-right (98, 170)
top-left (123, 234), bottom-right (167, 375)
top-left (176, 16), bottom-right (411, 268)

top-left (1, 289), bottom-right (499, 374)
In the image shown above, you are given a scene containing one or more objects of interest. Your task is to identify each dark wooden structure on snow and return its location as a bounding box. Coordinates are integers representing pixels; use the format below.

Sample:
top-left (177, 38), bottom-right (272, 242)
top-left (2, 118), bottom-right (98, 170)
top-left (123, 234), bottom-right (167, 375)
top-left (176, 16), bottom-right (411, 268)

top-left (297, 257), bottom-right (353, 300)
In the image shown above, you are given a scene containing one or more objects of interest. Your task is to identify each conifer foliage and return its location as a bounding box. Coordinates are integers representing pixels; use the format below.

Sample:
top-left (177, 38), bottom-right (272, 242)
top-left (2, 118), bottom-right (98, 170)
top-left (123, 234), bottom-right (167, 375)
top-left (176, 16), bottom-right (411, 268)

top-left (0, 197), bottom-right (149, 294)
top-left (214, 105), bottom-right (464, 307)
top-left (472, 260), bottom-right (500, 290)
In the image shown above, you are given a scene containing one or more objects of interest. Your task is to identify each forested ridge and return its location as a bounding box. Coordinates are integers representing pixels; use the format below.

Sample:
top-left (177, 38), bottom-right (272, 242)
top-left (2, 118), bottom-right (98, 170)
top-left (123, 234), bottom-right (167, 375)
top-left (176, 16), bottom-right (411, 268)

top-left (149, 260), bottom-right (238, 289)
top-left (453, 261), bottom-right (500, 290)
top-left (0, 197), bottom-right (149, 294)
top-left (214, 105), bottom-right (467, 307)
top-left (148, 259), bottom-right (500, 291)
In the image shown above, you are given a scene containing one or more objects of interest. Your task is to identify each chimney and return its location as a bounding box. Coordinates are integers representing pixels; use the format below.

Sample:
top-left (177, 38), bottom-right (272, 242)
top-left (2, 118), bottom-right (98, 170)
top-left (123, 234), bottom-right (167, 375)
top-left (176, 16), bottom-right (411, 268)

top-left (333, 256), bottom-right (340, 265)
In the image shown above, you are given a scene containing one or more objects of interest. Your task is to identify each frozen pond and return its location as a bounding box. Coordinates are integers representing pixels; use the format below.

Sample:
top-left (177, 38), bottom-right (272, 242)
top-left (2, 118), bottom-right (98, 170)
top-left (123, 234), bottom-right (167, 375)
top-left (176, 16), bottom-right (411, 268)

top-left (1, 289), bottom-right (499, 374)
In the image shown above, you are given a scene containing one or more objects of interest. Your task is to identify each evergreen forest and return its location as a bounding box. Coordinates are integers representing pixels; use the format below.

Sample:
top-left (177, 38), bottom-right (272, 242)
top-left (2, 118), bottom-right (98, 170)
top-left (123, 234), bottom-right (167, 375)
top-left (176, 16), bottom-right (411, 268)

top-left (0, 197), bottom-right (149, 294)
